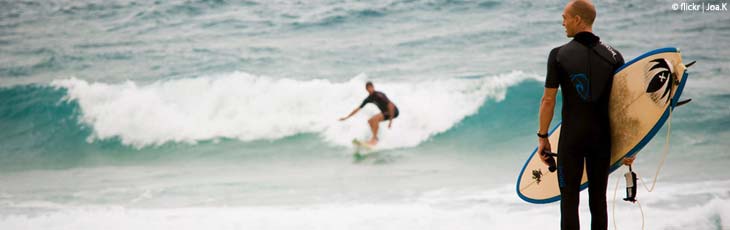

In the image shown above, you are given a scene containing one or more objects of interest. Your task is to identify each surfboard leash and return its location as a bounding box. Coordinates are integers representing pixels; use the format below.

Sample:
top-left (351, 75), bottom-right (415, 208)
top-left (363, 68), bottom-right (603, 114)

top-left (612, 85), bottom-right (676, 230)
top-left (635, 60), bottom-right (693, 194)
top-left (612, 172), bottom-right (647, 230)
top-left (635, 108), bottom-right (672, 194)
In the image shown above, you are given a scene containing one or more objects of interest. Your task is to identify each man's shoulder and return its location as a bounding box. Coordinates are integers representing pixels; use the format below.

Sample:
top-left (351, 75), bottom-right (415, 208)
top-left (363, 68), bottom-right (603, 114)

top-left (375, 91), bottom-right (390, 100)
top-left (554, 38), bottom-right (578, 48)
top-left (550, 41), bottom-right (578, 63)
top-left (596, 41), bottom-right (625, 67)
top-left (548, 45), bottom-right (564, 61)
top-left (550, 44), bottom-right (567, 55)
top-left (598, 41), bottom-right (622, 58)
top-left (551, 40), bottom-right (582, 57)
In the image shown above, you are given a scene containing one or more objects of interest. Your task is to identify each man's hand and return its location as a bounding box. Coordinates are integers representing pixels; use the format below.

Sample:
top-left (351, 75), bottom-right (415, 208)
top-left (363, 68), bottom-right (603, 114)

top-left (340, 108), bottom-right (359, 122)
top-left (537, 137), bottom-right (552, 166)
top-left (622, 156), bottom-right (636, 166)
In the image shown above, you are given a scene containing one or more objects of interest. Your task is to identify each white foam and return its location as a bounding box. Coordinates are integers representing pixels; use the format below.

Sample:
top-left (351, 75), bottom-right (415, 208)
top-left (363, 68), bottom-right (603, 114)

top-left (1, 185), bottom-right (727, 230)
top-left (52, 71), bottom-right (540, 149)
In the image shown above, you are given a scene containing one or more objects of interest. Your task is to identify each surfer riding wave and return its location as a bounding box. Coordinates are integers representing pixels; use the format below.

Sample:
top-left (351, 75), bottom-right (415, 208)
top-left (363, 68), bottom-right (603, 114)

top-left (339, 81), bottom-right (399, 146)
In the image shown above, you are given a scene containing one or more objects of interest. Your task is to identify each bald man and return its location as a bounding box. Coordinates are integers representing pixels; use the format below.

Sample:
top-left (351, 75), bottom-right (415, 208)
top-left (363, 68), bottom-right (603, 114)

top-left (536, 1), bottom-right (624, 229)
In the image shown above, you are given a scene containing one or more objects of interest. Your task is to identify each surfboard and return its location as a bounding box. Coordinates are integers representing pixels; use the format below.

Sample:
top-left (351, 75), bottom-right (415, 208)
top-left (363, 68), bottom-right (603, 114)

top-left (516, 47), bottom-right (691, 204)
top-left (352, 139), bottom-right (375, 158)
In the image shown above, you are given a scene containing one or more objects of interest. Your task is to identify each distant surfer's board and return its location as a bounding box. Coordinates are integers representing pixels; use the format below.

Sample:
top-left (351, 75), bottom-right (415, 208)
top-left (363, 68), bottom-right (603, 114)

top-left (516, 47), bottom-right (691, 204)
top-left (352, 139), bottom-right (375, 155)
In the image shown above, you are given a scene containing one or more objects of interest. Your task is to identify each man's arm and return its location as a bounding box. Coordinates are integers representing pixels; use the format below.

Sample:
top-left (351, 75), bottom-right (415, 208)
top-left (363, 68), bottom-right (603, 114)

top-left (538, 88), bottom-right (558, 135)
top-left (387, 102), bottom-right (395, 128)
top-left (537, 87), bottom-right (558, 165)
top-left (537, 47), bottom-right (560, 165)
top-left (341, 96), bottom-right (371, 121)
top-left (340, 108), bottom-right (360, 121)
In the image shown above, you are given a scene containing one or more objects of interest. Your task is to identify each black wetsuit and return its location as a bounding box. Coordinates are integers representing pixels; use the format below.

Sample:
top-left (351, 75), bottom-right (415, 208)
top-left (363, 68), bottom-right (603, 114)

top-left (359, 91), bottom-right (399, 120)
top-left (545, 32), bottom-right (624, 230)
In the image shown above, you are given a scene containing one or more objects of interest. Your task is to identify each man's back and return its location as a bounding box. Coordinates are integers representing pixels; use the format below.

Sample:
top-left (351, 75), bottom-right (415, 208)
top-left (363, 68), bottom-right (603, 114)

top-left (545, 32), bottom-right (624, 150)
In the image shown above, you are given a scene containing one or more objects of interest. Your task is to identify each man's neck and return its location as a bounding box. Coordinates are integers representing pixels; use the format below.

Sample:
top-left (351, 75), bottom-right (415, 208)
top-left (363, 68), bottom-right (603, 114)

top-left (578, 28), bottom-right (592, 34)
top-left (573, 31), bottom-right (599, 47)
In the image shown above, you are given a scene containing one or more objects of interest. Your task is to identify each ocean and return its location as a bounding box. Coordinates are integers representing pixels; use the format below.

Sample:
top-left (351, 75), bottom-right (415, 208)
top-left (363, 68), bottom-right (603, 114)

top-left (1, 0), bottom-right (729, 229)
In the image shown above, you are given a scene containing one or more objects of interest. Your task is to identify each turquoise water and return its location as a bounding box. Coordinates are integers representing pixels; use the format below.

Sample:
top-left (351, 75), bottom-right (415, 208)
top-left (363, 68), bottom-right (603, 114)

top-left (1, 0), bottom-right (729, 229)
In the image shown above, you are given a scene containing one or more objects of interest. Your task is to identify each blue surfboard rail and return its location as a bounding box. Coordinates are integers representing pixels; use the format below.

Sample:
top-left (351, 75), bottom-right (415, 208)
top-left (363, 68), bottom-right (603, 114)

top-left (516, 47), bottom-right (689, 204)
top-left (613, 47), bottom-right (678, 74)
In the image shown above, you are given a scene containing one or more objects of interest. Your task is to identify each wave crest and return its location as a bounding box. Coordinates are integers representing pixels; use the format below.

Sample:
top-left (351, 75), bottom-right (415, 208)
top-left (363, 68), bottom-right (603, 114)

top-left (52, 71), bottom-right (540, 149)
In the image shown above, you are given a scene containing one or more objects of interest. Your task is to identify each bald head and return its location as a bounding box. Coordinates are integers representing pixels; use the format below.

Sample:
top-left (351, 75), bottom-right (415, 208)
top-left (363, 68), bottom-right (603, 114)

top-left (567, 0), bottom-right (596, 27)
top-left (561, 0), bottom-right (596, 37)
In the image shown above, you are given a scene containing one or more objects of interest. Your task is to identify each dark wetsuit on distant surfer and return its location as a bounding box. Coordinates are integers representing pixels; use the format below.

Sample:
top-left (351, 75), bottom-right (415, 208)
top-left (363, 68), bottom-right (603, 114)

top-left (536, 1), bottom-right (629, 229)
top-left (339, 81), bottom-right (399, 146)
top-left (359, 91), bottom-right (399, 121)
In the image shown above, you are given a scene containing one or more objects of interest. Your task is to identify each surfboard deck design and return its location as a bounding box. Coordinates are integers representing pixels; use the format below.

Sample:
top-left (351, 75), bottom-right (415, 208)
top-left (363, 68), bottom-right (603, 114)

top-left (516, 47), bottom-right (691, 204)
